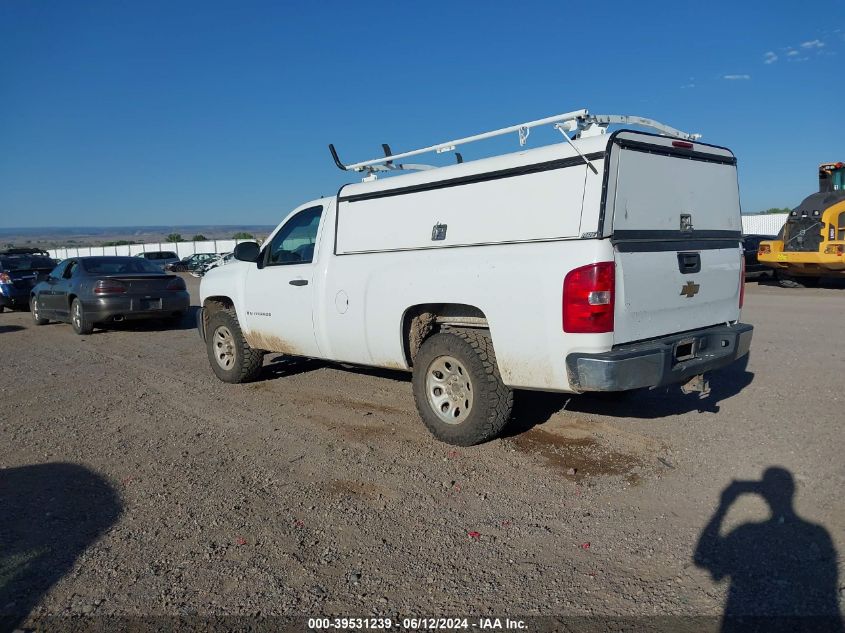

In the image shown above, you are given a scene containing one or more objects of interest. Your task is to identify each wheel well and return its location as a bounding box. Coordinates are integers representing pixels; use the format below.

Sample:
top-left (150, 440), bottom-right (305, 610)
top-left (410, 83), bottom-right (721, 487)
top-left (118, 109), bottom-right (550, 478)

top-left (401, 303), bottom-right (489, 367)
top-left (68, 294), bottom-right (77, 308)
top-left (202, 296), bottom-right (234, 334)
top-left (203, 296), bottom-right (234, 312)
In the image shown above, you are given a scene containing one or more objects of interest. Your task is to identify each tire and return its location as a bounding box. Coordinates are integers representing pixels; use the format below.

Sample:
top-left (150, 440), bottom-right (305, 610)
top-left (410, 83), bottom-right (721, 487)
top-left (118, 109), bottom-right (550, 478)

top-left (70, 298), bottom-right (93, 335)
top-left (30, 296), bottom-right (49, 325)
top-left (205, 307), bottom-right (264, 383)
top-left (0, 305), bottom-right (4, 313)
top-left (412, 328), bottom-right (513, 446)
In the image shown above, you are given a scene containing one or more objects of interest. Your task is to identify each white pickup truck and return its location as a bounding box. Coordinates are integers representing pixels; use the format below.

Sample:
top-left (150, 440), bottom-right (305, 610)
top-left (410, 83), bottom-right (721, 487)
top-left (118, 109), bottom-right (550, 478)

top-left (198, 110), bottom-right (752, 446)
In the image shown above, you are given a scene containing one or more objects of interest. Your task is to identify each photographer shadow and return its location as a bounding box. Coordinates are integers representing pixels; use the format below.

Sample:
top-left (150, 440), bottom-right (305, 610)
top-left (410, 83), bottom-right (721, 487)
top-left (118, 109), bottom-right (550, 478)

top-left (694, 467), bottom-right (843, 632)
top-left (0, 463), bottom-right (121, 630)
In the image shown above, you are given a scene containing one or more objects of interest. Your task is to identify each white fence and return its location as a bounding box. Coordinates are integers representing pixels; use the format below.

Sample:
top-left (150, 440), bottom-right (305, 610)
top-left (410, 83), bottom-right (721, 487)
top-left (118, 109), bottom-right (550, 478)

top-left (45, 216), bottom-right (788, 260)
top-left (48, 238), bottom-right (253, 261)
top-left (741, 214), bottom-right (787, 236)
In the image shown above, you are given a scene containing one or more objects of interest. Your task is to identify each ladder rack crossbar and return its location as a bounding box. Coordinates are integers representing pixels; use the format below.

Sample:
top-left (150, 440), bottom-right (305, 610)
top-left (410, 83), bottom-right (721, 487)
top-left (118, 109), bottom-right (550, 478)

top-left (329, 109), bottom-right (702, 174)
top-left (344, 109), bottom-right (590, 171)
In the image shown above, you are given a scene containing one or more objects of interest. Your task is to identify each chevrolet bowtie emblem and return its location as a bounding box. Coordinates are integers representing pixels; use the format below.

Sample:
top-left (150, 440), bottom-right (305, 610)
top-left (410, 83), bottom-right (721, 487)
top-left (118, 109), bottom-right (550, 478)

top-left (680, 281), bottom-right (700, 298)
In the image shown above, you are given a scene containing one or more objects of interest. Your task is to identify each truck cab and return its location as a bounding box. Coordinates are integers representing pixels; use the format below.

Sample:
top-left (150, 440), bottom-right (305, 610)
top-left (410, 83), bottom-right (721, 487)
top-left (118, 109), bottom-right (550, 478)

top-left (758, 162), bottom-right (845, 287)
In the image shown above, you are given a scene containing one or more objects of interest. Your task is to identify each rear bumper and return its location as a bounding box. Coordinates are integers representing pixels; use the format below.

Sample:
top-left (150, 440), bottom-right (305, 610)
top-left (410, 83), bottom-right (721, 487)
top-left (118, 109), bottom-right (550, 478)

top-left (758, 250), bottom-right (845, 272)
top-left (85, 292), bottom-right (190, 322)
top-left (566, 323), bottom-right (753, 392)
top-left (0, 284), bottom-right (29, 308)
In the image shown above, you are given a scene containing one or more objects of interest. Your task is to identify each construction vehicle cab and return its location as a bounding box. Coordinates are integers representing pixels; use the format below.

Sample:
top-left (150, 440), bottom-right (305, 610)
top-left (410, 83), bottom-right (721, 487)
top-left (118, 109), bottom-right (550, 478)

top-left (758, 162), bottom-right (845, 287)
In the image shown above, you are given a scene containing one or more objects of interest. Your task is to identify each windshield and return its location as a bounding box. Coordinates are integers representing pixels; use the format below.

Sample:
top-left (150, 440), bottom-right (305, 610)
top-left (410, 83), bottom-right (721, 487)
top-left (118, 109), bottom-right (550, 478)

top-left (80, 257), bottom-right (165, 274)
top-left (781, 216), bottom-right (823, 252)
top-left (0, 255), bottom-right (56, 271)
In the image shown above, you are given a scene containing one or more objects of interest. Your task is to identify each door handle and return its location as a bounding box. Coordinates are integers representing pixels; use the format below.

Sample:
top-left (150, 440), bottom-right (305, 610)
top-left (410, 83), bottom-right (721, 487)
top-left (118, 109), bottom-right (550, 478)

top-left (677, 252), bottom-right (701, 274)
top-left (289, 279), bottom-right (308, 286)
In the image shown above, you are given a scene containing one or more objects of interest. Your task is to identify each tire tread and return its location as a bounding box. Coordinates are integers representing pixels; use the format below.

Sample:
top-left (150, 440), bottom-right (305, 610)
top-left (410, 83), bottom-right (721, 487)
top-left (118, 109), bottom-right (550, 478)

top-left (207, 307), bottom-right (264, 383)
top-left (413, 327), bottom-right (513, 446)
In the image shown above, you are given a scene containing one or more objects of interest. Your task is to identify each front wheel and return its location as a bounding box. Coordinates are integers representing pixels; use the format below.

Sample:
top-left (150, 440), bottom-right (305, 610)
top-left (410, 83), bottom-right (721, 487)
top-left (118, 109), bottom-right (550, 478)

top-left (412, 328), bottom-right (513, 446)
top-left (205, 307), bottom-right (264, 383)
top-left (30, 296), bottom-right (49, 325)
top-left (70, 298), bottom-right (93, 334)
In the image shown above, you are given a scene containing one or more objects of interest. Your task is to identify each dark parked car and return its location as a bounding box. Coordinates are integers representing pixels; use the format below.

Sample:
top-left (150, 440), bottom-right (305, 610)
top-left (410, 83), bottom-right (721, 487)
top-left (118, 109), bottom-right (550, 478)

top-left (0, 252), bottom-right (57, 312)
top-left (2, 247), bottom-right (50, 256)
top-left (165, 252), bottom-right (218, 272)
top-left (742, 234), bottom-right (778, 278)
top-left (30, 256), bottom-right (190, 334)
top-left (135, 251), bottom-right (180, 270)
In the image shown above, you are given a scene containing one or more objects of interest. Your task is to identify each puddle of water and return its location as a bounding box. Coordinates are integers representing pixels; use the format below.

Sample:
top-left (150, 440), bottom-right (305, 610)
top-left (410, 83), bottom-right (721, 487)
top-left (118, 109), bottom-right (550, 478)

top-left (509, 427), bottom-right (644, 484)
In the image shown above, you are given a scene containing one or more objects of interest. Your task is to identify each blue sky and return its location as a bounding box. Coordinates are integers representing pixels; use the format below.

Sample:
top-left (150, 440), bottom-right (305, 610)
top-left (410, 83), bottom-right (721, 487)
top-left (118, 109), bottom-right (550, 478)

top-left (1, 1), bottom-right (843, 228)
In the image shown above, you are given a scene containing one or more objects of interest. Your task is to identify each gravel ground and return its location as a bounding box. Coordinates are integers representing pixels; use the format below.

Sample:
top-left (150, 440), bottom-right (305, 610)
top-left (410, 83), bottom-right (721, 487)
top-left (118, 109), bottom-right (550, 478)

top-left (0, 276), bottom-right (843, 628)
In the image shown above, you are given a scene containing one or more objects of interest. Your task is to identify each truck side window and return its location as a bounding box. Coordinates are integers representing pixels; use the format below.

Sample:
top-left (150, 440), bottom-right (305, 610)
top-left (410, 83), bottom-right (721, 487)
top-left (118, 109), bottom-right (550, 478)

top-left (838, 213), bottom-right (845, 241)
top-left (266, 206), bottom-right (323, 265)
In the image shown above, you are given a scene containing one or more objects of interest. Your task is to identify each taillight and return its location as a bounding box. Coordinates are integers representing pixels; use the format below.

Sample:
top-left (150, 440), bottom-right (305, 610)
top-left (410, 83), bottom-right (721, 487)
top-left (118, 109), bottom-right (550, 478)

top-left (563, 262), bottom-right (615, 333)
top-left (672, 140), bottom-right (694, 149)
top-left (739, 256), bottom-right (746, 309)
top-left (758, 243), bottom-right (771, 255)
top-left (94, 279), bottom-right (127, 295)
top-left (166, 277), bottom-right (186, 292)
top-left (0, 272), bottom-right (11, 283)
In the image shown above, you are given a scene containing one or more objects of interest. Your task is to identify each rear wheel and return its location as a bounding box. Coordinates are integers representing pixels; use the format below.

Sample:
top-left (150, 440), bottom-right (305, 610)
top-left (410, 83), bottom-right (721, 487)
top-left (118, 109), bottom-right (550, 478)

top-left (30, 296), bottom-right (48, 325)
top-left (70, 298), bottom-right (93, 335)
top-left (205, 307), bottom-right (264, 383)
top-left (412, 328), bottom-right (513, 446)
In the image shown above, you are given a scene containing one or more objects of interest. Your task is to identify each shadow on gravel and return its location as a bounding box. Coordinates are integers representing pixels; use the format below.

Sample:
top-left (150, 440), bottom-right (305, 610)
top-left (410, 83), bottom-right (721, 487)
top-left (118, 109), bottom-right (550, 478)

top-left (260, 355), bottom-right (411, 384)
top-left (0, 463), bottom-right (121, 630)
top-left (694, 467), bottom-right (843, 633)
top-left (0, 325), bottom-right (25, 334)
top-left (504, 354), bottom-right (754, 437)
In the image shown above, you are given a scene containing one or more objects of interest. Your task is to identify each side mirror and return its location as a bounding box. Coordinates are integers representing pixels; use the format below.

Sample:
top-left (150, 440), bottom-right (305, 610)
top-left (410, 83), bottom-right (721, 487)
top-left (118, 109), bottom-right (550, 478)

top-left (233, 241), bottom-right (261, 263)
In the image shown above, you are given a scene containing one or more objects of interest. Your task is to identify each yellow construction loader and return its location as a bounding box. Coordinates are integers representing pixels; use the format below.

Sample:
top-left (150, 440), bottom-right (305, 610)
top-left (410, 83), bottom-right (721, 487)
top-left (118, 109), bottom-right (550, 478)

top-left (758, 162), bottom-right (845, 287)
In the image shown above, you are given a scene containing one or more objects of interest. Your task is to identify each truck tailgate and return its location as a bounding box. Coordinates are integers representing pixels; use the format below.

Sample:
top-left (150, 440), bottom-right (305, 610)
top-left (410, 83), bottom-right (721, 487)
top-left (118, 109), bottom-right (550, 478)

top-left (605, 132), bottom-right (743, 345)
top-left (614, 248), bottom-right (741, 343)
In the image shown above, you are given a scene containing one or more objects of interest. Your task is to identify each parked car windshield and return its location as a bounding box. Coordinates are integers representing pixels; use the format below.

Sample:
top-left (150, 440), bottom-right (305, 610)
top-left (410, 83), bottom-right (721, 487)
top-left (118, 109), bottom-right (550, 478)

top-left (0, 255), bottom-right (56, 271)
top-left (81, 257), bottom-right (165, 274)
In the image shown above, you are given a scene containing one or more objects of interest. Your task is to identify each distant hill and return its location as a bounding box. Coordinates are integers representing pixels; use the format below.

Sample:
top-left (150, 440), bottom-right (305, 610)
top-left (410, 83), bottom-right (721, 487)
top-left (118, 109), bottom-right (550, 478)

top-left (0, 225), bottom-right (276, 248)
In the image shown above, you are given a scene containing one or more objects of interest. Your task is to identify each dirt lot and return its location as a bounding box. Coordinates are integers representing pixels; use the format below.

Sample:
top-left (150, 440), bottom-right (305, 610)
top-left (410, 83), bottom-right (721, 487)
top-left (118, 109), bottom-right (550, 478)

top-left (1, 276), bottom-right (843, 629)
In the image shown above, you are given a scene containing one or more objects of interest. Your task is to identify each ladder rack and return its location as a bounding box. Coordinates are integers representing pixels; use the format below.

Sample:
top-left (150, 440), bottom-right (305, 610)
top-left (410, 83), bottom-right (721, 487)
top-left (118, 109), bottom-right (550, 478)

top-left (328, 109), bottom-right (702, 177)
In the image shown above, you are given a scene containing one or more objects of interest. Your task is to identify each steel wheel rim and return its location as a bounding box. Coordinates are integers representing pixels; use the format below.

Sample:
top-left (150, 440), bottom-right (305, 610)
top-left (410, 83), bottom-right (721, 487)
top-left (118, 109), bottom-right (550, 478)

top-left (213, 326), bottom-right (236, 370)
top-left (425, 354), bottom-right (474, 424)
top-left (72, 301), bottom-right (81, 328)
